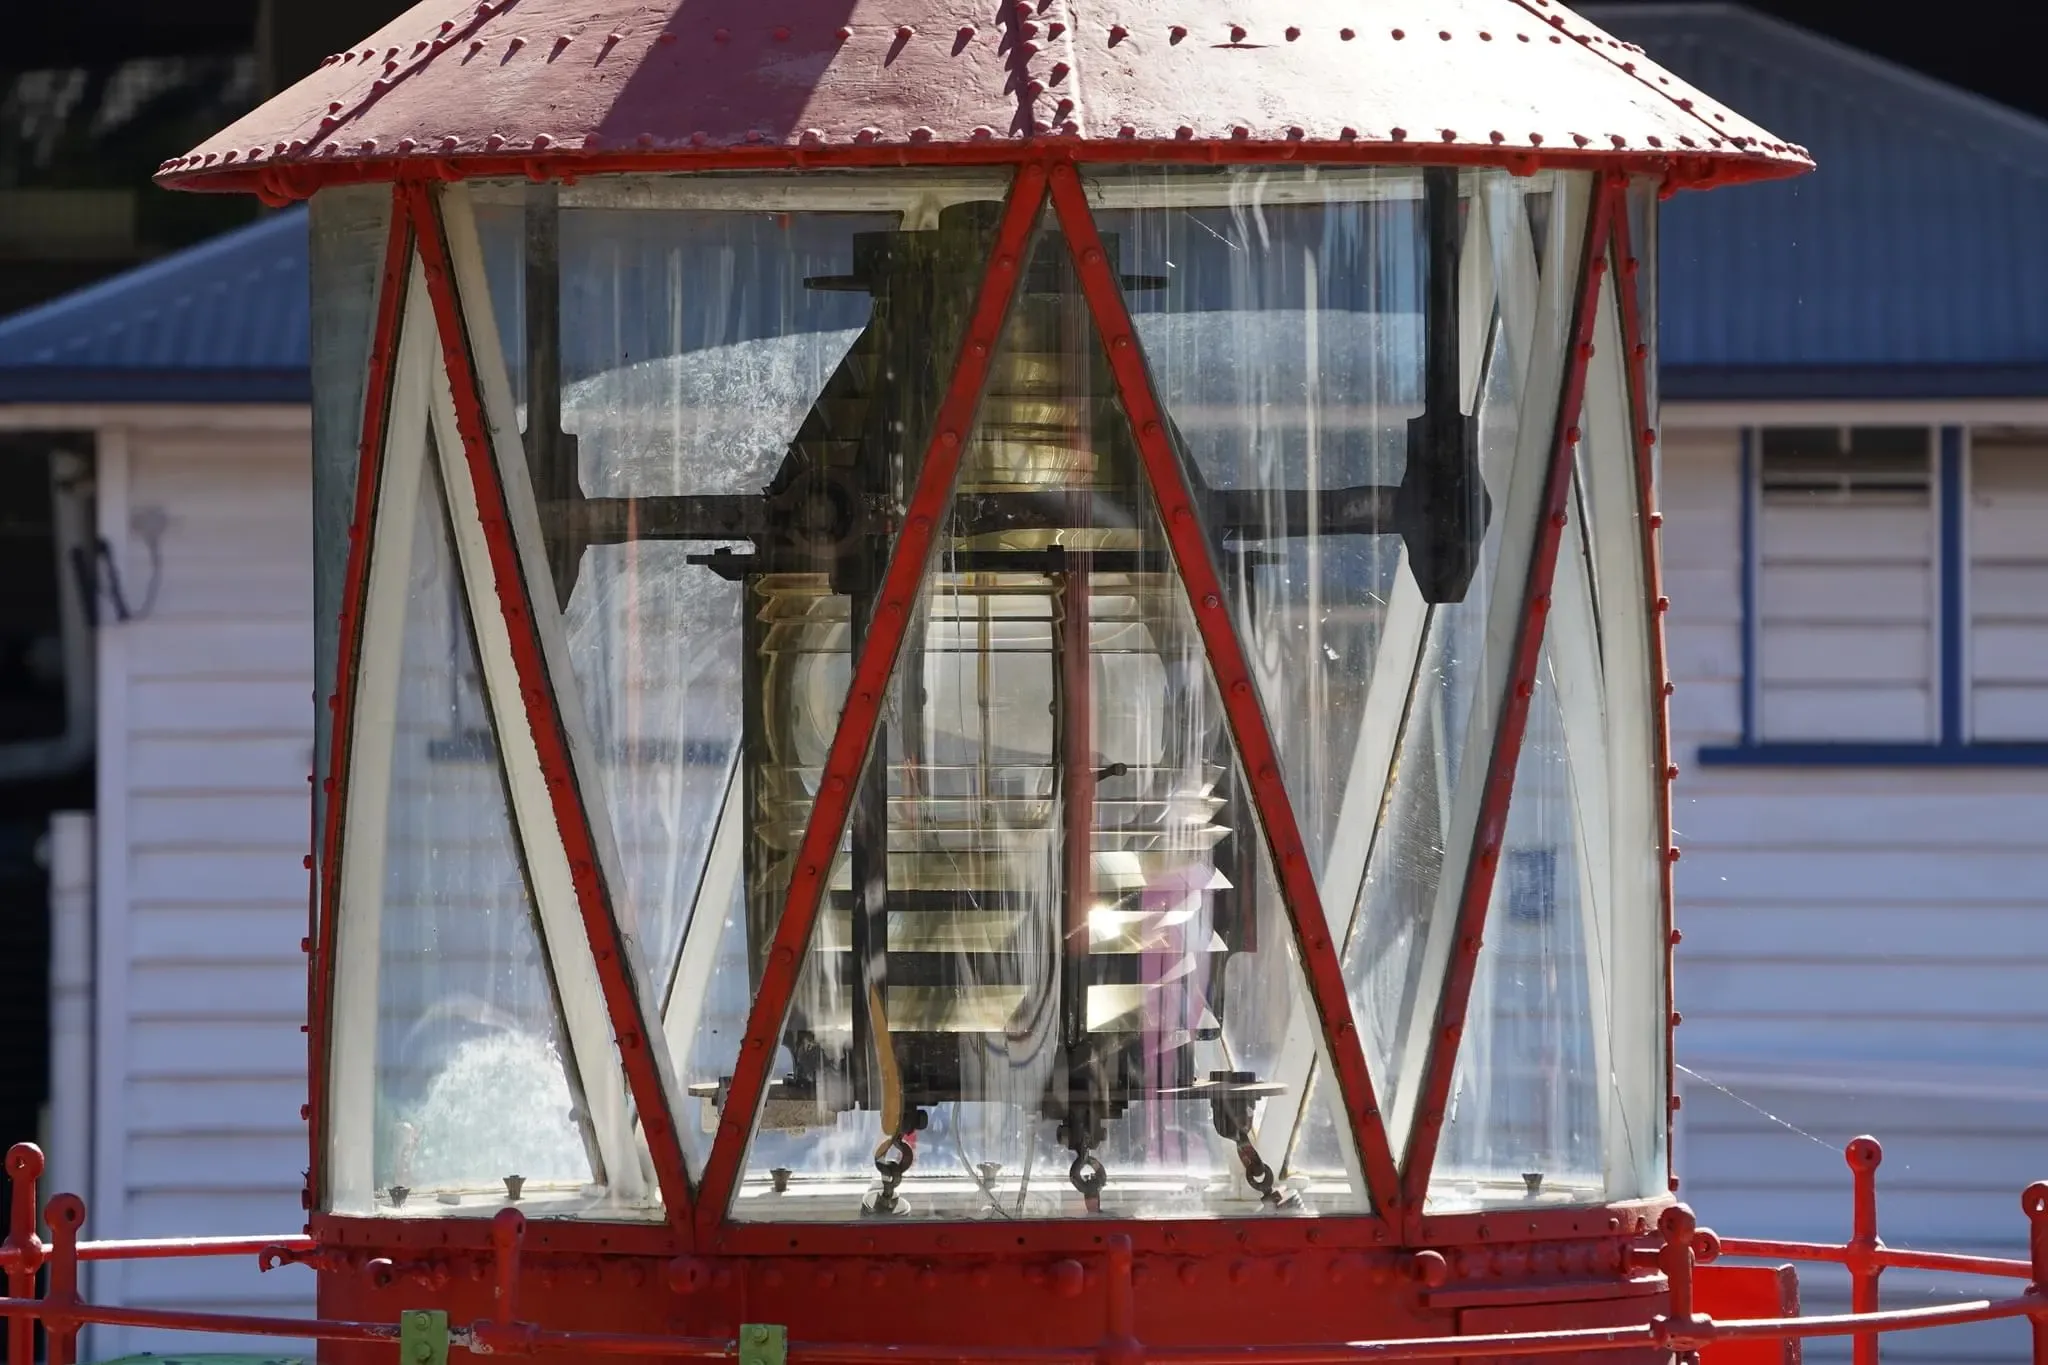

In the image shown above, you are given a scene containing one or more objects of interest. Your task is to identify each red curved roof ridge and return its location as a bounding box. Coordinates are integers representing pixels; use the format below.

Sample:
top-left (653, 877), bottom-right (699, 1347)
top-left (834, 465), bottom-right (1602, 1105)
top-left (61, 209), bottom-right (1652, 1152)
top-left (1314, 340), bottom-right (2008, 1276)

top-left (157, 0), bottom-right (1809, 197)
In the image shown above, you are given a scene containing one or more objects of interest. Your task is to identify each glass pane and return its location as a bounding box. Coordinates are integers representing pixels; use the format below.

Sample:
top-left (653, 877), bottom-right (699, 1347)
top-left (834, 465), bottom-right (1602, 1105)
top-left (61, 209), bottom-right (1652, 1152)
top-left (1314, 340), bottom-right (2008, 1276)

top-left (489, 174), bottom-right (1015, 1175)
top-left (311, 184), bottom-right (394, 912)
top-left (1332, 172), bottom-right (1595, 1165)
top-left (1425, 267), bottom-right (1663, 1209)
top-left (562, 546), bottom-right (743, 992)
top-left (358, 434), bottom-right (597, 1211)
top-left (1431, 521), bottom-right (1600, 1208)
top-left (1086, 166), bottom-right (1419, 884)
top-left (1578, 270), bottom-right (1664, 1201)
top-left (729, 223), bottom-right (1366, 1221)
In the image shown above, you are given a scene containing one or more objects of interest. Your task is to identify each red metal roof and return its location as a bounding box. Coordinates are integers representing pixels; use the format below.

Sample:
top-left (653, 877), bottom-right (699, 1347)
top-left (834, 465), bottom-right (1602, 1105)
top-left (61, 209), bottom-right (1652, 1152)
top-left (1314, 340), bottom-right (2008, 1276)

top-left (158, 0), bottom-right (1808, 196)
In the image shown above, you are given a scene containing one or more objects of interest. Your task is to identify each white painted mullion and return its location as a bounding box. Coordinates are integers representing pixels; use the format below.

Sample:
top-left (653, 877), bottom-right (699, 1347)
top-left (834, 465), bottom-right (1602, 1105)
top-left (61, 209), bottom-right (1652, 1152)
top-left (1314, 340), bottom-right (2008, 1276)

top-left (432, 183), bottom-right (675, 1202)
top-left (1458, 181), bottom-right (1498, 411)
top-left (1273, 573), bottom-right (1425, 1188)
top-left (426, 363), bottom-right (644, 1202)
top-left (326, 264), bottom-right (437, 1214)
top-left (1488, 177), bottom-right (1543, 406)
top-left (661, 755), bottom-right (745, 1169)
top-left (1387, 176), bottom-right (1595, 1172)
top-left (1581, 274), bottom-right (1661, 1198)
top-left (1547, 492), bottom-right (1617, 1187)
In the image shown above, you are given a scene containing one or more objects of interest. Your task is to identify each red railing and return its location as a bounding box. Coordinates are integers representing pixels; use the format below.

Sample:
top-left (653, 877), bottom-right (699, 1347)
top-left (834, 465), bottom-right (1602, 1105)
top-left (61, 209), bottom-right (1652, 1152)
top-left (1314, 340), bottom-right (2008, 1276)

top-left (2, 1140), bottom-right (2044, 1365)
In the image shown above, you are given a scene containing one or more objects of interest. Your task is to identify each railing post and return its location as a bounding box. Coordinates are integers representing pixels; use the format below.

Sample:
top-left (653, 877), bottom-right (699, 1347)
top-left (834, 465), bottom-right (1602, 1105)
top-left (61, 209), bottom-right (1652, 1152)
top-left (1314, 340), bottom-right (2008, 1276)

top-left (43, 1194), bottom-right (84, 1365)
top-left (1847, 1136), bottom-right (1884, 1365)
top-left (2024, 1180), bottom-right (2048, 1365)
top-left (3, 1145), bottom-right (44, 1365)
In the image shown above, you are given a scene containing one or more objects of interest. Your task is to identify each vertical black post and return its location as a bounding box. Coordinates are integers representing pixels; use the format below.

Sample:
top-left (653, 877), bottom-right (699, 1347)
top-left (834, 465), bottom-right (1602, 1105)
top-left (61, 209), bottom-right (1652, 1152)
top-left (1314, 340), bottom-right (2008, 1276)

top-left (523, 182), bottom-right (583, 605)
top-left (1397, 167), bottom-right (1486, 604)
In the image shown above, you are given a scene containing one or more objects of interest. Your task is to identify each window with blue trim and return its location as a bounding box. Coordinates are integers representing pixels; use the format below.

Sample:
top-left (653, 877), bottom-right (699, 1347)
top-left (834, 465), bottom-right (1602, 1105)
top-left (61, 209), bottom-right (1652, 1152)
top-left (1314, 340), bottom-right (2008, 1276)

top-left (1966, 432), bottom-right (2048, 742)
top-left (1702, 424), bottom-right (2048, 766)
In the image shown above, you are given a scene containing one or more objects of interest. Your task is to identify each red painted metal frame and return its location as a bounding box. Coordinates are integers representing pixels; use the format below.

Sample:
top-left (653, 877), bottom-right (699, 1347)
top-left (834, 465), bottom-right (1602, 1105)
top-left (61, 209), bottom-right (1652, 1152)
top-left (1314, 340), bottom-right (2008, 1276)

top-left (199, 141), bottom-right (1786, 211)
top-left (1605, 179), bottom-right (1681, 1198)
top-left (1046, 163), bottom-right (1404, 1218)
top-left (401, 180), bottom-right (694, 1223)
top-left (1846, 1138), bottom-right (1882, 1365)
top-left (307, 189), bottom-right (413, 1214)
top-left (1397, 176), bottom-right (1619, 1214)
top-left (2, 1148), bottom-right (38, 1365)
top-left (10, 1137), bottom-right (2048, 1365)
top-left (690, 164), bottom-right (1051, 1237)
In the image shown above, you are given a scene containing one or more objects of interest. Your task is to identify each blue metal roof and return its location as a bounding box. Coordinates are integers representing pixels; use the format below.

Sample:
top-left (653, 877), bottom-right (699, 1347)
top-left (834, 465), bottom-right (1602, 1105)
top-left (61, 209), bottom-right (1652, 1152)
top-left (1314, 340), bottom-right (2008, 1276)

top-left (12, 7), bottom-right (2048, 403)
top-left (1586, 3), bottom-right (2048, 399)
top-left (0, 207), bottom-right (308, 404)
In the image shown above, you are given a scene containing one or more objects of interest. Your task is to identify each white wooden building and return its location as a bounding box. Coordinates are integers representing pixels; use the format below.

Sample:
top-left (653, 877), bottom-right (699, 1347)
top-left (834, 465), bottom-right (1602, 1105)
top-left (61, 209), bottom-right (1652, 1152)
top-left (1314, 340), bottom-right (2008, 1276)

top-left (0, 209), bottom-right (322, 1355)
top-left (0, 5), bottom-right (2042, 1361)
top-left (1588, 9), bottom-right (2048, 1363)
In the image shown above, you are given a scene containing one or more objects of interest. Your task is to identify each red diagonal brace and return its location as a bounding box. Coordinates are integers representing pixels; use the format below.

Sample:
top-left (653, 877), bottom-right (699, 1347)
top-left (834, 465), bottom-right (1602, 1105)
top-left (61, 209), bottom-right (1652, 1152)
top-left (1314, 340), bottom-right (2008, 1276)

top-left (403, 182), bottom-right (694, 1227)
top-left (693, 166), bottom-right (1050, 1235)
top-left (308, 189), bottom-right (412, 1211)
top-left (1398, 175), bottom-right (1617, 1212)
top-left (1048, 162), bottom-right (1403, 1218)
top-left (1606, 183), bottom-right (1681, 1193)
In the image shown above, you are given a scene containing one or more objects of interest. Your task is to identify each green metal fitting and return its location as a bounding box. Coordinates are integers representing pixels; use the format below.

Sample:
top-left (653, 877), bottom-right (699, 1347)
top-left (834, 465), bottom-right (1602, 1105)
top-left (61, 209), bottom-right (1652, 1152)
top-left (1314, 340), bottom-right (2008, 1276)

top-left (739, 1322), bottom-right (787, 1365)
top-left (400, 1308), bottom-right (450, 1365)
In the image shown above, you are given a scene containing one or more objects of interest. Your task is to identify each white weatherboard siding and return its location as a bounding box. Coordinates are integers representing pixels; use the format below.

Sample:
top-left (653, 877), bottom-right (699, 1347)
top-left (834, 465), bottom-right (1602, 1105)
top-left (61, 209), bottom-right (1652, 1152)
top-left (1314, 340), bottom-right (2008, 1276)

top-left (1663, 427), bottom-right (2048, 1365)
top-left (96, 422), bottom-right (317, 1355)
